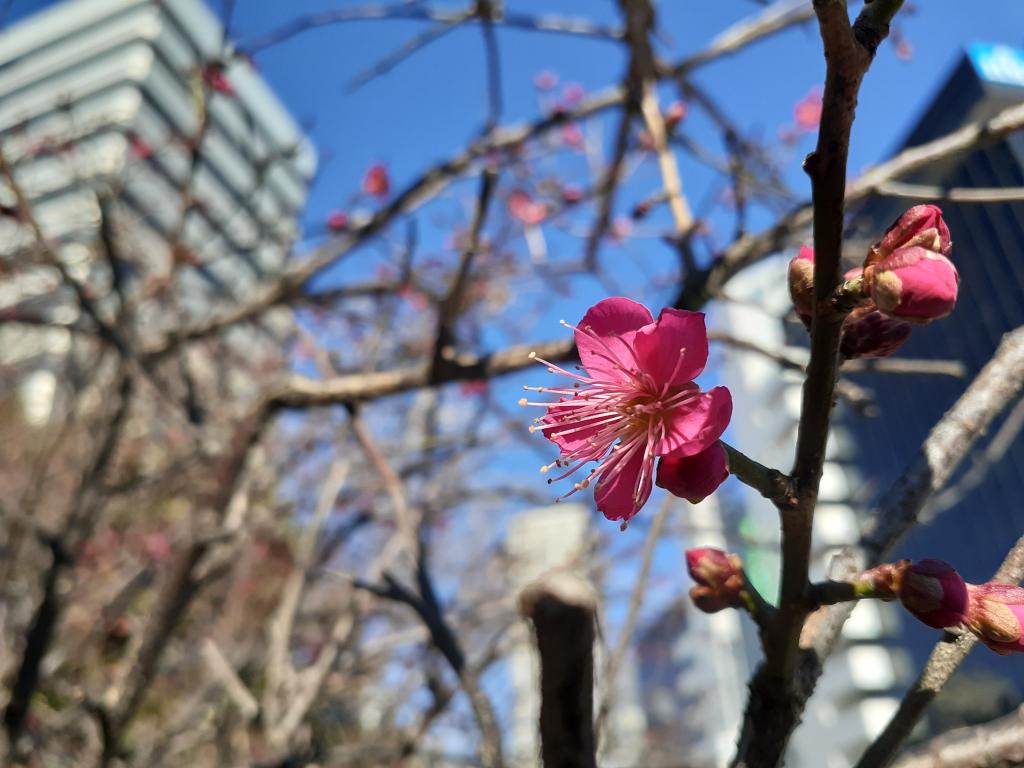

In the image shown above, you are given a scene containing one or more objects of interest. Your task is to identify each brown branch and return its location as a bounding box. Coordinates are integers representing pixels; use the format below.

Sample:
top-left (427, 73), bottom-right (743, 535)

top-left (135, 0), bottom-right (820, 362)
top-left (242, 5), bottom-right (624, 53)
top-left (519, 571), bottom-right (598, 768)
top-left (432, 169), bottom-right (497, 380)
top-left (272, 337), bottom-right (574, 407)
top-left (670, 0), bottom-right (815, 76)
top-left (731, 2), bottom-right (905, 766)
top-left (875, 180), bottom-right (1024, 203)
top-left (854, 534), bottom-right (1024, 768)
top-left (583, 103), bottom-right (634, 269)
top-left (683, 100), bottom-right (1024, 311)
top-left (347, 9), bottom-right (474, 92)
top-left (891, 705), bottom-right (1024, 768)
top-left (723, 442), bottom-right (797, 508)
top-left (102, 409), bottom-right (271, 760)
top-left (727, 326), bottom-right (1024, 768)
top-left (2, 368), bottom-right (133, 749)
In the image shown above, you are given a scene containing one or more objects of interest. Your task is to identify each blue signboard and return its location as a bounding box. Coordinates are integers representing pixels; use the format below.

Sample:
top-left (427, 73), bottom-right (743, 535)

top-left (969, 42), bottom-right (1024, 88)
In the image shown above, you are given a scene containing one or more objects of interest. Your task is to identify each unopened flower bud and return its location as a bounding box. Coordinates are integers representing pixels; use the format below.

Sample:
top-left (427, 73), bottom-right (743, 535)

top-left (664, 101), bottom-right (687, 129)
top-left (866, 246), bottom-right (959, 323)
top-left (840, 306), bottom-right (912, 359)
top-left (686, 547), bottom-right (744, 613)
top-left (561, 185), bottom-right (584, 205)
top-left (867, 204), bottom-right (952, 266)
top-left (857, 560), bottom-right (907, 599)
top-left (656, 442), bottom-right (728, 504)
top-left (326, 211), bottom-right (349, 233)
top-left (362, 163), bottom-right (391, 199)
top-left (966, 583), bottom-right (1024, 655)
top-left (898, 559), bottom-right (969, 629)
top-left (788, 246), bottom-right (815, 330)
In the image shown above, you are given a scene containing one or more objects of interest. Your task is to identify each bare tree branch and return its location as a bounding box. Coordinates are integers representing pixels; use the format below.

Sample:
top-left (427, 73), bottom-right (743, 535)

top-left (854, 534), bottom-right (1024, 768)
top-left (519, 571), bottom-right (598, 768)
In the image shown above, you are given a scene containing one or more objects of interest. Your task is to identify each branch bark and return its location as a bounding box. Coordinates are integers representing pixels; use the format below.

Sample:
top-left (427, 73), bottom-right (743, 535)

top-left (519, 571), bottom-right (598, 768)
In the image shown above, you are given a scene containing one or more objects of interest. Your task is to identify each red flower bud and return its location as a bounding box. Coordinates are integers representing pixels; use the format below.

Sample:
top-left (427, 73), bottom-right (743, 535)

top-left (794, 88), bottom-right (822, 132)
top-left (327, 211), bottom-right (349, 233)
top-left (866, 246), bottom-right (959, 323)
top-left (664, 101), bottom-right (687, 129)
top-left (202, 62), bottom-right (234, 95)
top-left (561, 122), bottom-right (584, 149)
top-left (686, 547), bottom-right (745, 614)
top-left (966, 583), bottom-right (1024, 655)
top-left (508, 189), bottom-right (547, 226)
top-left (362, 163), bottom-right (391, 199)
top-left (840, 306), bottom-right (912, 359)
top-left (897, 559), bottom-right (969, 629)
top-left (560, 185), bottom-right (584, 205)
top-left (656, 442), bottom-right (728, 504)
top-left (867, 204), bottom-right (952, 266)
top-left (788, 246), bottom-right (815, 330)
top-left (534, 70), bottom-right (558, 91)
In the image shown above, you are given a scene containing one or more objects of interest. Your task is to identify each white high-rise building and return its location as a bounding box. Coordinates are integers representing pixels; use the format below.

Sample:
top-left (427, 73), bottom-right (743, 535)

top-left (0, 0), bottom-right (315, 414)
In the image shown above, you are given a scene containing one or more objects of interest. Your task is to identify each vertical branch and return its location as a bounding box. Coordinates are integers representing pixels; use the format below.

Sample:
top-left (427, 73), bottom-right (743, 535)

top-left (731, 2), bottom-right (905, 766)
top-left (519, 572), bottom-right (598, 768)
top-left (263, 459), bottom-right (350, 732)
top-left (103, 408), bottom-right (271, 760)
top-left (477, 0), bottom-right (503, 131)
top-left (2, 368), bottom-right (133, 748)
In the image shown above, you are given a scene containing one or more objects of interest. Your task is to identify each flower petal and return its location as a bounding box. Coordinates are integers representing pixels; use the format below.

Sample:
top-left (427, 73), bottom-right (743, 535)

top-left (632, 309), bottom-right (709, 388)
top-left (594, 447), bottom-right (653, 522)
top-left (656, 442), bottom-right (729, 503)
top-left (575, 298), bottom-right (653, 382)
top-left (541, 394), bottom-right (614, 456)
top-left (657, 386), bottom-right (732, 456)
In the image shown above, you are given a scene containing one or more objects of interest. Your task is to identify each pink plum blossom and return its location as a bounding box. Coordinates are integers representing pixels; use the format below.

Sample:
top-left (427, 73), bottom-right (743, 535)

top-left (362, 163), bottom-right (391, 199)
top-left (534, 70), bottom-right (559, 90)
top-left (966, 583), bottom-right (1024, 655)
top-left (656, 441), bottom-right (729, 503)
top-left (202, 62), bottom-right (234, 95)
top-left (664, 101), bottom-right (688, 129)
top-left (507, 189), bottom-right (548, 226)
top-left (561, 82), bottom-right (585, 106)
top-left (522, 298), bottom-right (732, 523)
top-left (560, 185), bottom-right (584, 205)
top-left (898, 559), bottom-right (969, 629)
top-left (561, 122), bottom-right (585, 150)
top-left (794, 87), bottom-right (822, 132)
top-left (866, 246), bottom-right (959, 323)
top-left (840, 305), bottom-right (912, 359)
top-left (326, 211), bottom-right (349, 232)
top-left (686, 547), bottom-right (745, 613)
top-left (868, 204), bottom-right (952, 266)
top-left (788, 245), bottom-right (815, 329)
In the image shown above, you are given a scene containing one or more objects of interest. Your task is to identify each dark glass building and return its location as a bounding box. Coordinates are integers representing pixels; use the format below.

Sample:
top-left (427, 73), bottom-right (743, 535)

top-left (845, 42), bottom-right (1024, 708)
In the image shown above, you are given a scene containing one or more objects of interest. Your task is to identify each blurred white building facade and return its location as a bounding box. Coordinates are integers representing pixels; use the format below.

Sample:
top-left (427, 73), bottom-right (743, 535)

top-left (0, 0), bottom-right (315, 417)
top-left (507, 504), bottom-right (646, 768)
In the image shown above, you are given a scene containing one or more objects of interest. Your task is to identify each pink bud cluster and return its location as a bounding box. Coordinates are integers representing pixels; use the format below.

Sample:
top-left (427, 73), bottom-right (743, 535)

top-left (787, 205), bottom-right (959, 359)
top-left (686, 547), bottom-right (746, 613)
top-left (863, 559), bottom-right (1024, 656)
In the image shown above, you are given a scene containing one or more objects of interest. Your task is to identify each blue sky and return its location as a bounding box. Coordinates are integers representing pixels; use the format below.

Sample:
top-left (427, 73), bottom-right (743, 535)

top-left (6, 0), bottom-right (1024, 736)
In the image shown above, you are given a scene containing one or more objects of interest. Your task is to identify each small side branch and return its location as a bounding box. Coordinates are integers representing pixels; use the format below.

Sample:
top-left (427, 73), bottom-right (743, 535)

top-left (853, 534), bottom-right (1024, 768)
